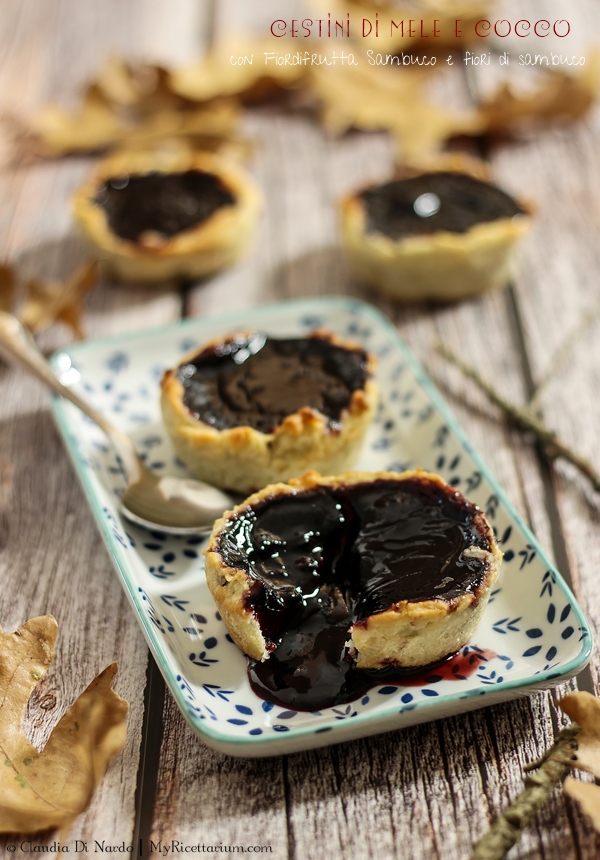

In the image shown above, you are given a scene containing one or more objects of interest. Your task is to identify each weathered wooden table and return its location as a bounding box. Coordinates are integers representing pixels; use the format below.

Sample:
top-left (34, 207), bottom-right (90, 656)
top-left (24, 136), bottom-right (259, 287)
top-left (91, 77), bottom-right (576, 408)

top-left (2, 0), bottom-right (600, 857)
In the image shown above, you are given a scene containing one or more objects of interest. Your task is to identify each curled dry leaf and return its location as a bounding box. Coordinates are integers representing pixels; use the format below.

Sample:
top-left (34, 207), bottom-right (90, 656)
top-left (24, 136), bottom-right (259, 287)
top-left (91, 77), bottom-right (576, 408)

top-left (113, 99), bottom-right (240, 152)
top-left (560, 691), bottom-right (600, 779)
top-left (21, 263), bottom-right (97, 340)
top-left (0, 264), bottom-right (15, 313)
top-left (558, 692), bottom-right (600, 836)
top-left (93, 58), bottom-right (184, 114)
top-left (31, 57), bottom-right (181, 157)
top-left (0, 615), bottom-right (128, 835)
top-left (170, 39), bottom-right (306, 104)
top-left (310, 60), bottom-right (482, 160)
top-left (564, 778), bottom-right (600, 833)
top-left (33, 88), bottom-right (123, 157)
top-left (92, 57), bottom-right (142, 109)
top-left (388, 96), bottom-right (483, 161)
top-left (479, 53), bottom-right (600, 135)
top-left (31, 57), bottom-right (241, 158)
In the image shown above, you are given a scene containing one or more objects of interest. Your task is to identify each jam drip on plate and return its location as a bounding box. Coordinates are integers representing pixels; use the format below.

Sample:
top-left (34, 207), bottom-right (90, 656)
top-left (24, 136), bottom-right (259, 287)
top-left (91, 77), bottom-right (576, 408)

top-left (360, 171), bottom-right (525, 240)
top-left (95, 170), bottom-right (236, 242)
top-left (218, 477), bottom-right (492, 710)
top-left (177, 333), bottom-right (369, 433)
top-left (249, 641), bottom-right (497, 711)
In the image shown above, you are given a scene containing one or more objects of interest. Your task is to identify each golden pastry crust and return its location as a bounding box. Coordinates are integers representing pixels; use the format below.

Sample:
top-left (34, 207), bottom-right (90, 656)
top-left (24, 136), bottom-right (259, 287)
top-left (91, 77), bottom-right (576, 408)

top-left (73, 149), bottom-right (262, 283)
top-left (204, 469), bottom-right (503, 666)
top-left (160, 331), bottom-right (378, 495)
top-left (341, 160), bottom-right (532, 302)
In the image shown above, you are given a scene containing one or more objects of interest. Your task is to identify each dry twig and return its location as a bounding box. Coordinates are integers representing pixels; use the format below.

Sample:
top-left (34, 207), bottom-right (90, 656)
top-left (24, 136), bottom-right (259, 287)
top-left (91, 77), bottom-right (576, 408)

top-left (469, 725), bottom-right (580, 860)
top-left (528, 298), bottom-right (600, 411)
top-left (435, 342), bottom-right (600, 492)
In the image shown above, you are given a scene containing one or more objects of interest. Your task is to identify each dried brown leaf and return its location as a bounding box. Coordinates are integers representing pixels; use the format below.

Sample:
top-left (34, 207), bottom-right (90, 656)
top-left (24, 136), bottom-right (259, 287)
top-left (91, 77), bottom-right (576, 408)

top-left (479, 53), bottom-right (599, 135)
top-left (564, 777), bottom-right (600, 833)
top-left (32, 88), bottom-right (124, 157)
top-left (94, 57), bottom-right (145, 108)
top-left (171, 39), bottom-right (306, 104)
top-left (95, 58), bottom-right (186, 115)
top-left (560, 691), bottom-right (600, 779)
top-left (310, 60), bottom-right (483, 160)
top-left (121, 100), bottom-right (239, 148)
top-left (389, 98), bottom-right (484, 161)
top-left (21, 263), bottom-right (97, 340)
top-left (0, 615), bottom-right (128, 835)
top-left (32, 56), bottom-right (240, 158)
top-left (0, 264), bottom-right (15, 313)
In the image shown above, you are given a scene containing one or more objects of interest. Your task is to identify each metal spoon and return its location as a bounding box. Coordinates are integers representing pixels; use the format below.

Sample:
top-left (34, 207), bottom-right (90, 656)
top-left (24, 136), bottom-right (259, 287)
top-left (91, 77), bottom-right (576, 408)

top-left (0, 311), bottom-right (233, 534)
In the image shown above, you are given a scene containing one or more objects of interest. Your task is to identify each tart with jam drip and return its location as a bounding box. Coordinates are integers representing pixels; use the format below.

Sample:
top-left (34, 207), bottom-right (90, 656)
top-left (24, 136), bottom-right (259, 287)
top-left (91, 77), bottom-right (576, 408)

top-left (204, 469), bottom-right (502, 710)
top-left (161, 331), bottom-right (378, 494)
top-left (342, 161), bottom-right (532, 302)
top-left (73, 150), bottom-right (261, 283)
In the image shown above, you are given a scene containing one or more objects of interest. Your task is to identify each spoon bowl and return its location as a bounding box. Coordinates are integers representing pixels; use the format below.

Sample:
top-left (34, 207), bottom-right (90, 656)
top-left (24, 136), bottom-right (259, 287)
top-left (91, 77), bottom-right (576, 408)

top-left (120, 473), bottom-right (233, 534)
top-left (0, 311), bottom-right (234, 534)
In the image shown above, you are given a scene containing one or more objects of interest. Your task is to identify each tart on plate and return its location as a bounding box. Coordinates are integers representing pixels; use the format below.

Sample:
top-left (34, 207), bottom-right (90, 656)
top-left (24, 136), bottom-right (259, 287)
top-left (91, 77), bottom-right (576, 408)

top-left (204, 469), bottom-right (503, 709)
top-left (160, 330), bottom-right (378, 494)
top-left (342, 163), bottom-right (532, 302)
top-left (73, 149), bottom-right (261, 283)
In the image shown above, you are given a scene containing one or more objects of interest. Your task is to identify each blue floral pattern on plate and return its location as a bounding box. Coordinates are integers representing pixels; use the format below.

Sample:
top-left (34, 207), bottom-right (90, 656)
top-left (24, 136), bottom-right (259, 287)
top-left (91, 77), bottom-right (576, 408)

top-left (50, 297), bottom-right (592, 757)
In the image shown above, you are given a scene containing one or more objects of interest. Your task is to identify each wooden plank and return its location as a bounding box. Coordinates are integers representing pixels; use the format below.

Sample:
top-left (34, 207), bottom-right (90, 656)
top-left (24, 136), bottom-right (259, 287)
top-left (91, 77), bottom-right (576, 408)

top-left (149, 709), bottom-right (289, 856)
top-left (0, 0), bottom-right (200, 848)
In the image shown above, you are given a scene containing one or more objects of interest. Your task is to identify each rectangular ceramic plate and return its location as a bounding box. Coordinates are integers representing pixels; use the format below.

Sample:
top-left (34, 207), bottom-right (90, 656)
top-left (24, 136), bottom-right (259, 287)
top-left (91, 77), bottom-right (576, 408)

top-left (50, 297), bottom-right (592, 757)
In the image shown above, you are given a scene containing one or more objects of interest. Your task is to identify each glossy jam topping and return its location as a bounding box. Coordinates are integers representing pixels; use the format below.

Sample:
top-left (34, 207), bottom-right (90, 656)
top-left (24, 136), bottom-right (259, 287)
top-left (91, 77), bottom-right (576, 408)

top-left (95, 170), bottom-right (236, 243)
top-left (360, 171), bottom-right (525, 240)
top-left (218, 477), bottom-right (493, 710)
top-left (177, 333), bottom-right (369, 433)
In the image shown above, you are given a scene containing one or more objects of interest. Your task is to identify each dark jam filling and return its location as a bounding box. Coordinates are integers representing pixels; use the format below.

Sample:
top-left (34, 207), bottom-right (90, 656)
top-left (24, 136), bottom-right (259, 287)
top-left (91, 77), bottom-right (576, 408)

top-left (218, 477), bottom-right (492, 710)
top-left (95, 170), bottom-right (236, 243)
top-left (177, 334), bottom-right (369, 434)
top-left (360, 171), bottom-right (525, 240)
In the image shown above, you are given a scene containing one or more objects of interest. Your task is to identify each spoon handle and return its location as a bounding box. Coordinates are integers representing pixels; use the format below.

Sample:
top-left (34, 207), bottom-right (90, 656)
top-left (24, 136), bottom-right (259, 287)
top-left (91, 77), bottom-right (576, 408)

top-left (0, 311), bottom-right (141, 480)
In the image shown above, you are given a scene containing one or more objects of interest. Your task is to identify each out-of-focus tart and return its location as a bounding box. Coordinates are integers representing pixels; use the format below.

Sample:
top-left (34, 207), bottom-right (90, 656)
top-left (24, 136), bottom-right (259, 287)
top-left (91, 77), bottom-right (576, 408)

top-left (73, 150), bottom-right (261, 283)
top-left (160, 331), bottom-right (378, 494)
top-left (204, 469), bottom-right (502, 709)
top-left (342, 165), bottom-right (532, 302)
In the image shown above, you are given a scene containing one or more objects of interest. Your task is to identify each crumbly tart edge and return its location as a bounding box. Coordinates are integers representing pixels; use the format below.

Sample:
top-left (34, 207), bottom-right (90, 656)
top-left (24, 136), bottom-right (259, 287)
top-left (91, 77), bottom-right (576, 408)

top-left (203, 468), bottom-right (503, 665)
top-left (161, 330), bottom-right (378, 495)
top-left (73, 149), bottom-right (262, 282)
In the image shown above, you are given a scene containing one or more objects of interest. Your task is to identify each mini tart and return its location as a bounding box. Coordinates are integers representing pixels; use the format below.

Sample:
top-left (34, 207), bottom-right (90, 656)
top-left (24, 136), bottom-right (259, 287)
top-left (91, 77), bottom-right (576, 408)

top-left (73, 150), bottom-right (261, 283)
top-left (204, 469), bottom-right (502, 708)
top-left (342, 164), bottom-right (532, 302)
top-left (160, 331), bottom-right (378, 494)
